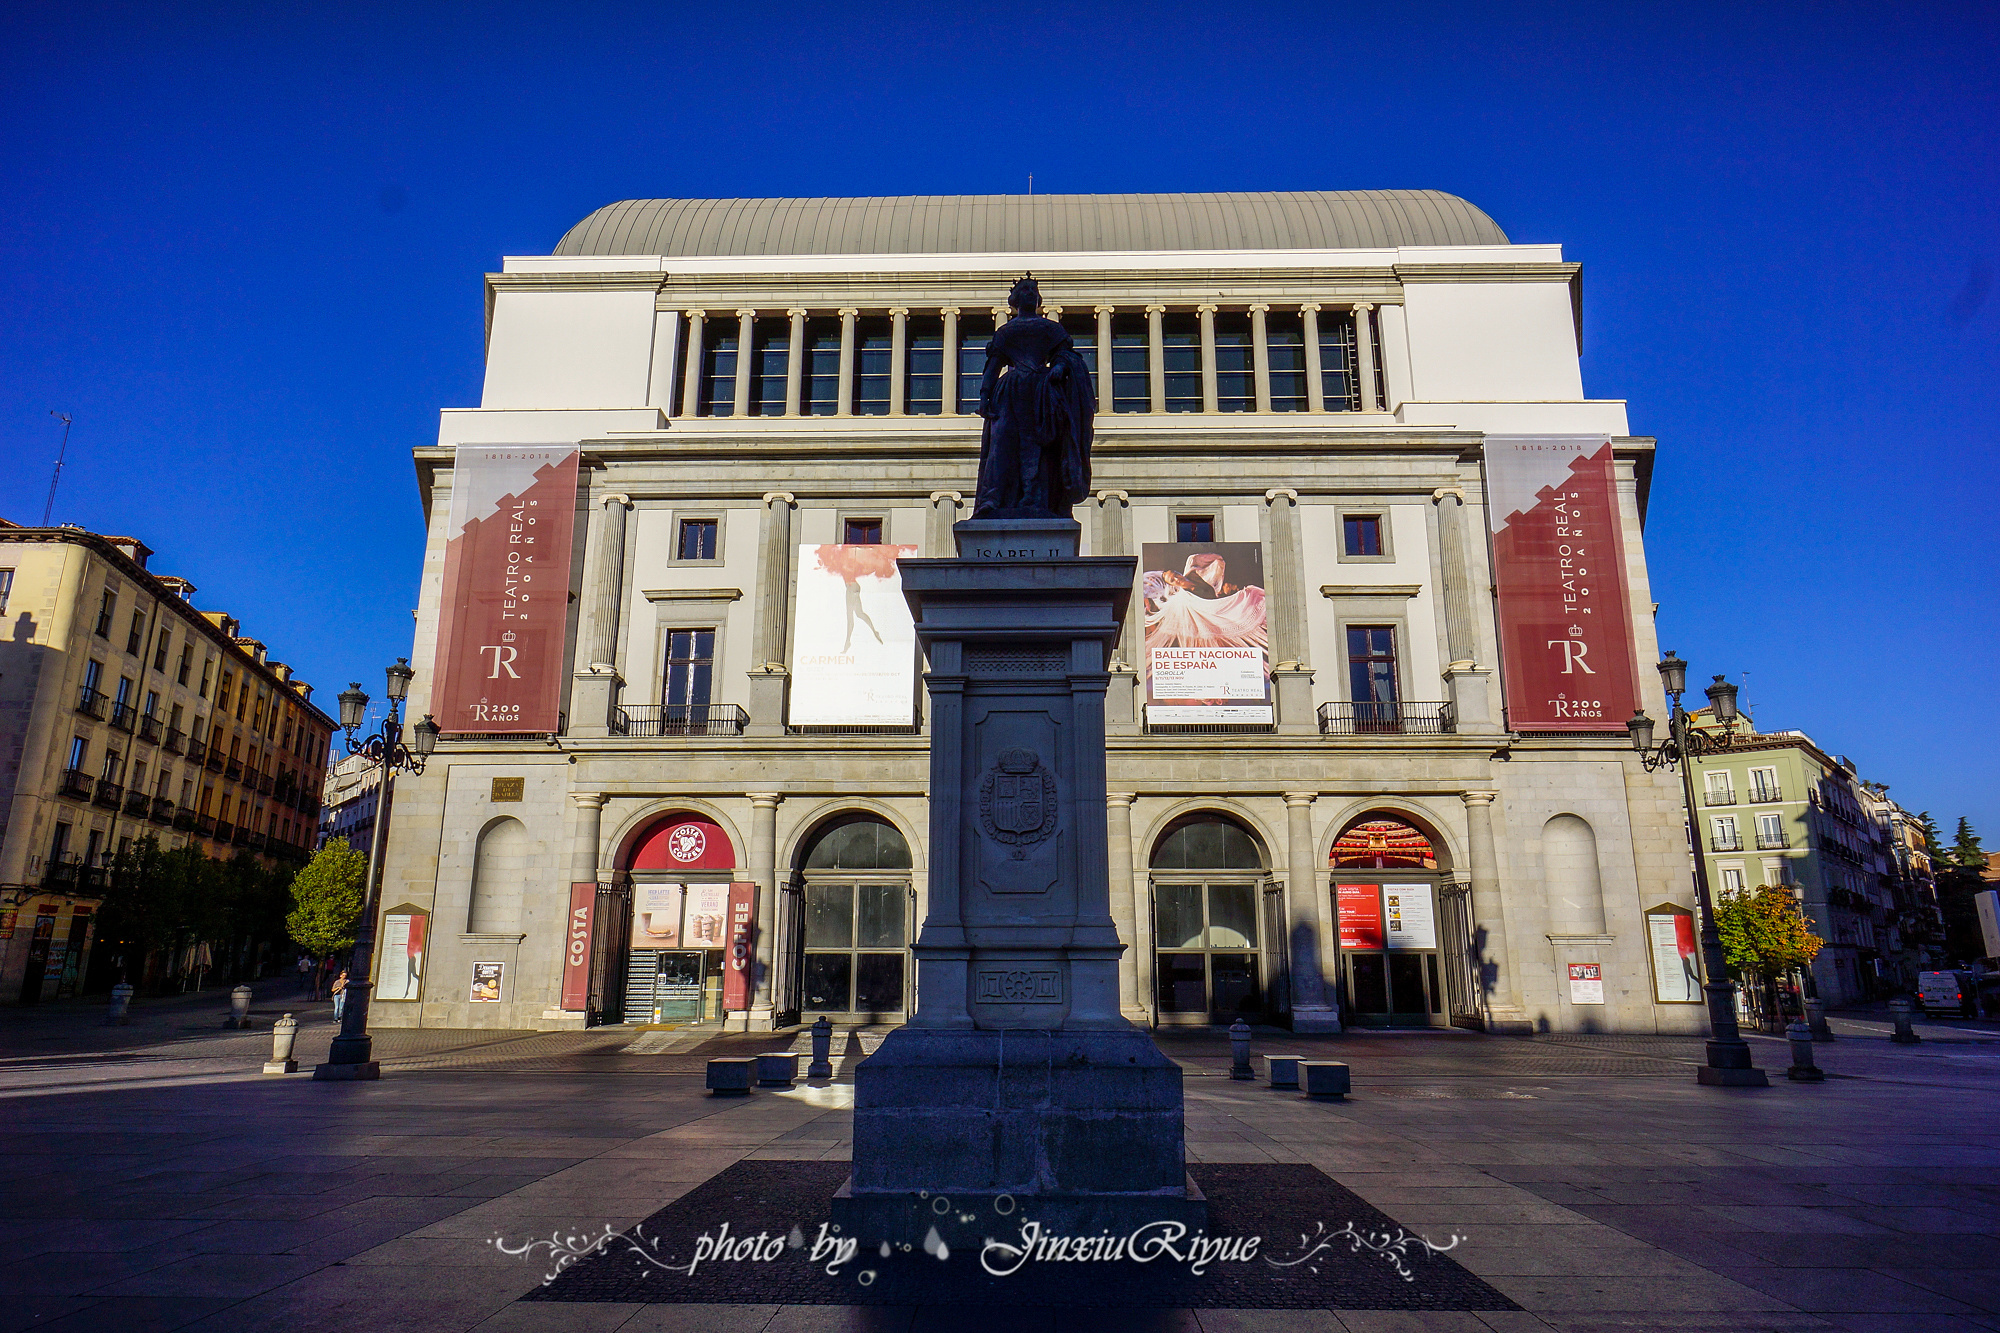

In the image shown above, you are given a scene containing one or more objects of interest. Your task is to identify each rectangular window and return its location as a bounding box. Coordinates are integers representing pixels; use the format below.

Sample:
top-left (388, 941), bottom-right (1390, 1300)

top-left (200, 658), bottom-right (213, 698)
top-left (1761, 857), bottom-right (1788, 887)
top-left (68, 736), bottom-right (88, 770)
top-left (1749, 766), bottom-right (1781, 803)
top-left (96, 590), bottom-right (116, 637)
top-left (957, 314), bottom-right (995, 415)
top-left (1110, 314), bottom-right (1149, 413)
top-left (1267, 314), bottom-right (1307, 410)
top-left (1704, 769), bottom-right (1735, 804)
top-left (1060, 317), bottom-right (1098, 402)
top-left (853, 317), bottom-right (893, 415)
top-left (1212, 312), bottom-right (1253, 411)
top-left (178, 644), bottom-right (192, 685)
top-left (51, 821), bottom-right (71, 861)
top-left (218, 672), bottom-right (232, 710)
top-left (82, 659), bottom-right (103, 694)
top-left (906, 317), bottom-right (944, 415)
top-left (676, 518), bottom-right (718, 560)
top-left (127, 609), bottom-right (146, 654)
top-left (1174, 514), bottom-right (1214, 543)
top-left (1347, 626), bottom-right (1401, 721)
top-left (1711, 816), bottom-right (1741, 851)
top-left (843, 518), bottom-right (883, 546)
top-left (750, 317), bottom-right (788, 416)
top-left (0, 567), bottom-right (12, 614)
top-left (1319, 311), bottom-right (1360, 411)
top-left (699, 326), bottom-right (738, 416)
top-left (805, 317), bottom-right (842, 415)
top-left (115, 677), bottom-right (133, 706)
top-left (1719, 865), bottom-right (1746, 894)
top-left (1343, 514), bottom-right (1383, 556)
top-left (1160, 313), bottom-right (1201, 412)
top-left (1756, 813), bottom-right (1787, 849)
top-left (153, 627), bottom-right (171, 671)
top-left (664, 629), bottom-right (715, 722)
top-left (144, 690), bottom-right (160, 718)
top-left (101, 748), bottom-right (122, 781)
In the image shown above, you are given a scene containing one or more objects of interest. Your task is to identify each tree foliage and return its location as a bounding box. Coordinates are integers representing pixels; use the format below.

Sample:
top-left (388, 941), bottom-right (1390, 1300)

top-left (1936, 817), bottom-right (1992, 963)
top-left (1951, 817), bottom-right (1987, 870)
top-left (286, 839), bottom-right (369, 959)
top-left (97, 836), bottom-right (299, 987)
top-left (1713, 883), bottom-right (1824, 981)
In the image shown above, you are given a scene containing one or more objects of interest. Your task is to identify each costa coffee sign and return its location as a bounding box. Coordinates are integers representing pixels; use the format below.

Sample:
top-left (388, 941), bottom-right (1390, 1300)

top-left (1483, 436), bottom-right (1641, 731)
top-left (630, 814), bottom-right (736, 871)
top-left (724, 881), bottom-right (756, 1011)
top-left (432, 444), bottom-right (581, 734)
top-left (560, 882), bottom-right (594, 1012)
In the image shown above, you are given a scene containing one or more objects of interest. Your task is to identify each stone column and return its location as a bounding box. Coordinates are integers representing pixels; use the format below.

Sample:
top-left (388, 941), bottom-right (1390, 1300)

top-left (836, 307), bottom-right (858, 415)
top-left (939, 308), bottom-right (960, 415)
top-left (1433, 487), bottom-right (1495, 731)
top-left (1145, 304), bottom-right (1166, 413)
top-left (748, 792), bottom-right (782, 1029)
top-left (1197, 303), bottom-right (1219, 413)
top-left (732, 309), bottom-right (756, 417)
top-left (1301, 303), bottom-right (1325, 413)
top-left (746, 491), bottom-right (795, 736)
top-left (1463, 790), bottom-right (1528, 1031)
top-left (888, 307), bottom-right (909, 415)
top-left (1249, 303), bottom-right (1272, 412)
top-left (1107, 792), bottom-right (1144, 1020)
top-left (1353, 302), bottom-right (1380, 412)
top-left (1094, 305), bottom-right (1114, 412)
top-left (570, 493), bottom-right (631, 738)
top-left (1284, 792), bottom-right (1339, 1029)
top-left (568, 791), bottom-right (606, 886)
top-left (784, 308), bottom-right (806, 416)
top-left (679, 309), bottom-right (706, 417)
top-left (1095, 490), bottom-right (1139, 730)
top-left (927, 491), bottom-right (961, 556)
top-left (1263, 488), bottom-right (1315, 734)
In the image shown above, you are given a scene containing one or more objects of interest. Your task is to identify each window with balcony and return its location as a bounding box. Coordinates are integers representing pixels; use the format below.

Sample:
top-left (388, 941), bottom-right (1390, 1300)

top-left (1749, 766), bottom-right (1781, 803)
top-left (677, 519), bottom-right (718, 561)
top-left (1175, 514), bottom-right (1214, 543)
top-left (1719, 864), bottom-right (1746, 894)
top-left (1711, 815), bottom-right (1742, 852)
top-left (1704, 769), bottom-right (1735, 806)
top-left (68, 736), bottom-right (88, 770)
top-left (663, 629), bottom-right (715, 729)
top-left (1347, 625), bottom-right (1402, 729)
top-left (1343, 514), bottom-right (1383, 557)
top-left (1756, 812), bottom-right (1787, 849)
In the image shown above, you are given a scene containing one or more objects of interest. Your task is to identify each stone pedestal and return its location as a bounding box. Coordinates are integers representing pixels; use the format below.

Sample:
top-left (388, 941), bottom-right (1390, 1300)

top-left (832, 516), bottom-right (1202, 1243)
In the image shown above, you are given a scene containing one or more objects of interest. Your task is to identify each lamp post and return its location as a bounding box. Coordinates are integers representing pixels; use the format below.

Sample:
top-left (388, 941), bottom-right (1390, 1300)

top-left (1627, 651), bottom-right (1769, 1087)
top-left (314, 659), bottom-right (438, 1081)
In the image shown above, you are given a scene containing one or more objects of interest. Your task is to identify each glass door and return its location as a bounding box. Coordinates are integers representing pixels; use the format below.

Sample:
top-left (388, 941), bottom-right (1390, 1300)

top-left (800, 878), bottom-right (909, 1018)
top-left (1152, 878), bottom-right (1263, 1024)
top-left (1336, 880), bottom-right (1443, 1027)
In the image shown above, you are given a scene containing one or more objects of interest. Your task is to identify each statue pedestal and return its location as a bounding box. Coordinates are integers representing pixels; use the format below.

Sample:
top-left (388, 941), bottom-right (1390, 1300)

top-left (831, 517), bottom-right (1203, 1243)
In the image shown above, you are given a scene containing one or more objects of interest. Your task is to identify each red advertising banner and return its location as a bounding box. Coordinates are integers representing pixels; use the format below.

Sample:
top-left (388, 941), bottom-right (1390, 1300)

top-left (1337, 882), bottom-right (1383, 951)
top-left (723, 881), bottom-right (756, 1011)
top-left (1484, 436), bottom-right (1641, 730)
top-left (431, 445), bottom-right (581, 733)
top-left (560, 882), bottom-right (595, 1012)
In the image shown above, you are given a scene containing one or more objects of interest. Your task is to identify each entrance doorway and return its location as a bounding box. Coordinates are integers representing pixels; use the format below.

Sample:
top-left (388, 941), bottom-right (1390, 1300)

top-left (791, 816), bottom-right (913, 1022)
top-left (1333, 815), bottom-right (1446, 1028)
top-left (1150, 814), bottom-right (1272, 1024)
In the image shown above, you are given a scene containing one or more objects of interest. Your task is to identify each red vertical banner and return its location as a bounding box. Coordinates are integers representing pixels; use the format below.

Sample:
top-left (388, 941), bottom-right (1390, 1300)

top-left (1337, 883), bottom-right (1384, 951)
top-left (1483, 435), bottom-right (1641, 730)
top-left (561, 882), bottom-right (595, 1011)
top-left (723, 881), bottom-right (756, 1011)
top-left (432, 444), bottom-right (581, 733)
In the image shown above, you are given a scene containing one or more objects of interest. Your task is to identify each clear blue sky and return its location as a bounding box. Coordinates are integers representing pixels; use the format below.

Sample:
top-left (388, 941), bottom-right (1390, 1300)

top-left (4, 2), bottom-right (1995, 834)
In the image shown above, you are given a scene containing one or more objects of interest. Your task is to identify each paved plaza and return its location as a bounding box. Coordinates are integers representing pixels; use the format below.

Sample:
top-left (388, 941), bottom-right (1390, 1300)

top-left (2, 983), bottom-right (1996, 1332)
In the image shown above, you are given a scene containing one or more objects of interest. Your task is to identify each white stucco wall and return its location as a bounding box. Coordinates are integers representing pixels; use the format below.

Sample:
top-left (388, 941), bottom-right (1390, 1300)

top-left (1400, 281), bottom-right (1583, 403)
top-left (482, 288), bottom-right (659, 409)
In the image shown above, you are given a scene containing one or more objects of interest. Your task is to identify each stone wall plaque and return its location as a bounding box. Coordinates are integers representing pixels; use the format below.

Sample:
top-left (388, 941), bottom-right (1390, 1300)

top-left (491, 777), bottom-right (524, 802)
top-left (975, 967), bottom-right (1063, 1003)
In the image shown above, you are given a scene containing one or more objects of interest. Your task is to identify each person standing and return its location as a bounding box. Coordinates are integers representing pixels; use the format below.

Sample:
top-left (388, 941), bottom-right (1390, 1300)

top-left (296, 954), bottom-right (312, 997)
top-left (330, 968), bottom-right (349, 1020)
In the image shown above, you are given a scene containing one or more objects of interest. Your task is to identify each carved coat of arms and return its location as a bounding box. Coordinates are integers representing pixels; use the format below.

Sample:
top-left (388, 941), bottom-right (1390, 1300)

top-left (978, 747), bottom-right (1058, 859)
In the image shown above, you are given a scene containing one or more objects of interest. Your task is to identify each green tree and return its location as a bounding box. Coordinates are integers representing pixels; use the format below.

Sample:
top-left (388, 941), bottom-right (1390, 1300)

top-left (1917, 811), bottom-right (1947, 864)
top-left (1713, 883), bottom-right (1824, 1031)
top-left (1951, 817), bottom-right (1987, 870)
top-left (1936, 817), bottom-right (1991, 964)
top-left (286, 840), bottom-right (368, 961)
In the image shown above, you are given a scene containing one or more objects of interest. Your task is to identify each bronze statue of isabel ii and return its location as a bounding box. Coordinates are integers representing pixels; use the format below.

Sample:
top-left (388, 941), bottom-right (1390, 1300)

top-left (972, 275), bottom-right (1095, 519)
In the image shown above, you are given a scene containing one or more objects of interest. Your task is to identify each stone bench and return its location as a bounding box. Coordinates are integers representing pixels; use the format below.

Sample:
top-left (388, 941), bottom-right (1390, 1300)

top-left (1264, 1055), bottom-right (1301, 1089)
top-left (756, 1052), bottom-right (799, 1087)
top-left (705, 1057), bottom-right (756, 1096)
top-left (1300, 1060), bottom-right (1350, 1101)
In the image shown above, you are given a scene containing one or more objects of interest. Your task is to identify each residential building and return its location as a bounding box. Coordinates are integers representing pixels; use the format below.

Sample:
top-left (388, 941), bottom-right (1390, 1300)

top-left (375, 190), bottom-right (1699, 1036)
top-left (0, 519), bottom-right (335, 1001)
top-left (318, 750), bottom-right (383, 854)
top-left (1865, 785), bottom-right (1944, 989)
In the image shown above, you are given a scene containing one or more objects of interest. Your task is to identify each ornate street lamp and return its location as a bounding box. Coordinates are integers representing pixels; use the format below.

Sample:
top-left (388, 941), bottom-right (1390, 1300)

top-left (315, 658), bottom-right (436, 1081)
top-left (1627, 652), bottom-right (1769, 1087)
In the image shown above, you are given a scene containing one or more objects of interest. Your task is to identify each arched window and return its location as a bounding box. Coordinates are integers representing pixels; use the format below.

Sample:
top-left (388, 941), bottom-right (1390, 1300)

top-left (1150, 814), bottom-right (1266, 1021)
top-left (1152, 814), bottom-right (1264, 870)
top-left (468, 817), bottom-right (527, 933)
top-left (1331, 816), bottom-right (1437, 870)
top-left (798, 816), bottom-right (912, 1017)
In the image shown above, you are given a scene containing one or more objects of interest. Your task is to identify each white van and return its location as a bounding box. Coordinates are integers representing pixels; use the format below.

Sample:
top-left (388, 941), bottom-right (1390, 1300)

top-left (1918, 970), bottom-right (1977, 1017)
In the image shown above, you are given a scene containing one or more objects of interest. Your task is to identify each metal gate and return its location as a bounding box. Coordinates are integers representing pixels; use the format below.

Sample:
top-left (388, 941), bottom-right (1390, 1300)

top-left (588, 876), bottom-right (632, 1025)
top-left (1436, 879), bottom-right (1483, 1028)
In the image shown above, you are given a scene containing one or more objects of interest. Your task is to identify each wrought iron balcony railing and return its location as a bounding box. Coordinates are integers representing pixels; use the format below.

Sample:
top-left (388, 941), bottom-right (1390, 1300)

top-left (214, 819), bottom-right (233, 842)
top-left (123, 788), bottom-right (150, 816)
top-left (76, 687), bottom-right (107, 719)
top-left (162, 726), bottom-right (185, 754)
top-left (1711, 834), bottom-right (1744, 852)
top-left (1704, 789), bottom-right (1736, 806)
top-left (150, 796), bottom-right (175, 824)
top-left (185, 738), bottom-right (207, 765)
top-left (109, 701), bottom-right (136, 732)
top-left (1750, 783), bottom-right (1783, 803)
top-left (58, 767), bottom-right (94, 800)
top-left (1756, 832), bottom-right (1789, 850)
top-left (1317, 700), bottom-right (1455, 736)
top-left (93, 779), bottom-right (124, 810)
top-left (611, 703), bottom-right (750, 737)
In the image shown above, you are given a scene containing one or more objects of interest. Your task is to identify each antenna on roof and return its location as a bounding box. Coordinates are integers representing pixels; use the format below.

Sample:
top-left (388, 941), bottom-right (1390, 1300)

top-left (42, 411), bottom-right (72, 527)
top-left (1028, 172), bottom-right (1033, 197)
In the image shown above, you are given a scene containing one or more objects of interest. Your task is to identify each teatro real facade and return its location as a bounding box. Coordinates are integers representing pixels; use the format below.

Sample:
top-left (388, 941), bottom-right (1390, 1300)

top-left (371, 190), bottom-right (1704, 1038)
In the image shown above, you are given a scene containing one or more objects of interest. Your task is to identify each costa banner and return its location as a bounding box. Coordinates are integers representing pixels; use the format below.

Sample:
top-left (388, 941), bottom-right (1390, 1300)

top-left (432, 444), bottom-right (581, 733)
top-left (723, 881), bottom-right (757, 1011)
top-left (1140, 542), bottom-right (1271, 723)
top-left (1483, 436), bottom-right (1641, 731)
top-left (560, 884), bottom-right (594, 1012)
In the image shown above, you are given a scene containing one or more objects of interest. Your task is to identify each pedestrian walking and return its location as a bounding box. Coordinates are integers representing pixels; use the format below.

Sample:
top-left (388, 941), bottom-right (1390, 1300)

top-left (295, 954), bottom-right (312, 997)
top-left (331, 969), bottom-right (349, 1020)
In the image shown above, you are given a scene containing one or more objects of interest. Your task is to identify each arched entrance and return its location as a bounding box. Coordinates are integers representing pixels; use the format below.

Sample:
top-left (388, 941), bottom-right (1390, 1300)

top-left (1149, 813), bottom-right (1274, 1024)
top-left (791, 815), bottom-right (913, 1022)
top-left (1331, 814), bottom-right (1447, 1027)
top-left (617, 812), bottom-right (738, 1025)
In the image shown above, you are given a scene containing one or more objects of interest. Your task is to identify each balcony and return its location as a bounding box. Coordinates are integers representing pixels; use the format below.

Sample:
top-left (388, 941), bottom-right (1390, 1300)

top-left (109, 701), bottom-right (136, 733)
top-left (1750, 783), bottom-right (1783, 803)
top-left (163, 726), bottom-right (185, 754)
top-left (185, 738), bottom-right (207, 765)
top-left (1317, 701), bottom-right (1455, 736)
top-left (1704, 789), bottom-right (1736, 807)
top-left (232, 824), bottom-right (252, 847)
top-left (206, 748), bottom-right (225, 773)
top-left (214, 819), bottom-right (233, 842)
top-left (150, 796), bottom-right (175, 824)
top-left (122, 789), bottom-right (150, 817)
top-left (58, 767), bottom-right (93, 800)
top-left (1711, 834), bottom-right (1744, 852)
top-left (173, 807), bottom-right (196, 831)
top-left (93, 779), bottom-right (124, 810)
top-left (1756, 832), bottom-right (1790, 850)
top-left (258, 773), bottom-right (274, 796)
top-left (612, 703), bottom-right (750, 737)
top-left (76, 687), bottom-right (107, 720)
top-left (138, 715), bottom-right (161, 745)
top-left (195, 814), bottom-right (217, 837)
top-left (224, 758), bottom-right (242, 781)
top-left (42, 855), bottom-right (105, 892)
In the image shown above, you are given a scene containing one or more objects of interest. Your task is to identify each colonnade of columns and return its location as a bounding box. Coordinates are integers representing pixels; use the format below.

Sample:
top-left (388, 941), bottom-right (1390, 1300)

top-left (669, 300), bottom-right (1387, 418)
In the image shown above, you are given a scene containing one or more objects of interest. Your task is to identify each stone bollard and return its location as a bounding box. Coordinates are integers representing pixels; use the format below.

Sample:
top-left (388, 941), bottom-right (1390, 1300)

top-left (1264, 1055), bottom-right (1301, 1090)
top-left (705, 1057), bottom-right (756, 1096)
top-left (1889, 996), bottom-right (1922, 1045)
top-left (807, 1015), bottom-right (834, 1080)
top-left (1229, 1018), bottom-right (1254, 1080)
top-left (106, 982), bottom-right (134, 1025)
top-left (227, 984), bottom-right (253, 1029)
top-left (757, 1052), bottom-right (799, 1088)
top-left (1786, 1021), bottom-right (1824, 1082)
top-left (265, 1014), bottom-right (299, 1074)
top-left (1805, 996), bottom-right (1834, 1041)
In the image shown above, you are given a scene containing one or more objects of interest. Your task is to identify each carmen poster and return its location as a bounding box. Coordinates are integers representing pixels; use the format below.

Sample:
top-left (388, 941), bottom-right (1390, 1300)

top-left (1483, 436), bottom-right (1641, 731)
top-left (431, 445), bottom-right (581, 734)
top-left (789, 543), bottom-right (919, 726)
top-left (1140, 542), bottom-right (1271, 723)
top-left (376, 911), bottom-right (427, 1001)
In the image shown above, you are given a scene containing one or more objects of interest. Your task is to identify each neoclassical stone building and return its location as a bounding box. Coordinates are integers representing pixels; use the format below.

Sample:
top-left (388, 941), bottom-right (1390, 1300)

top-left (374, 191), bottom-right (1701, 1037)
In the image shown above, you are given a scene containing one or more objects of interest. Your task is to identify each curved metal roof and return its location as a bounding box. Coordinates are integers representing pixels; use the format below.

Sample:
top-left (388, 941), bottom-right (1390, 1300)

top-left (552, 190), bottom-right (1507, 258)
